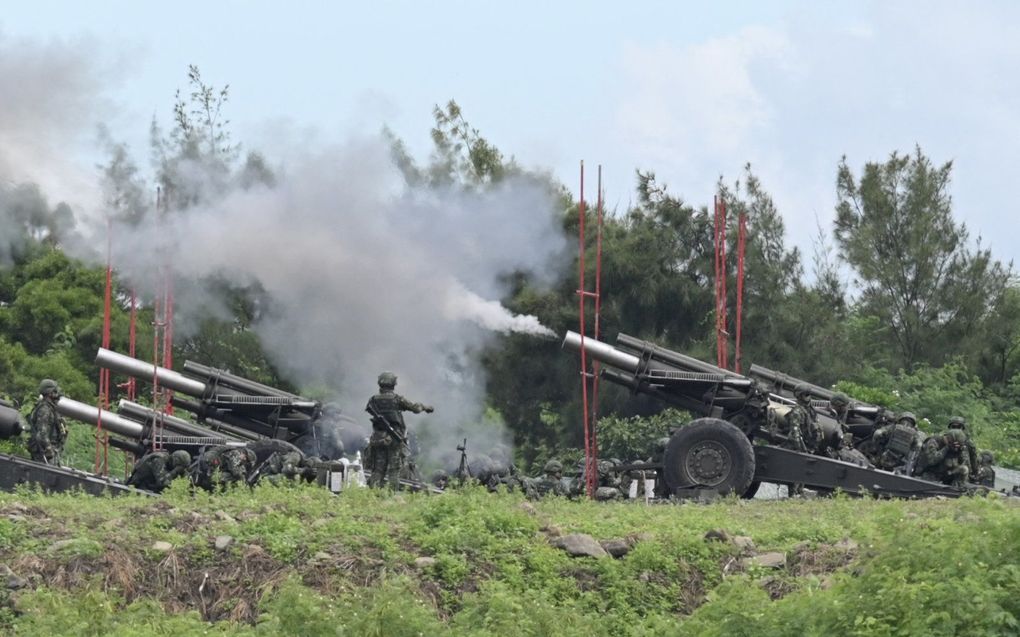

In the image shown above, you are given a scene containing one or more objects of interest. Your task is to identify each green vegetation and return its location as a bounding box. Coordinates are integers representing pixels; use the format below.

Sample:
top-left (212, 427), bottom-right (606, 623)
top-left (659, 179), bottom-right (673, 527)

top-left (0, 483), bottom-right (1016, 635)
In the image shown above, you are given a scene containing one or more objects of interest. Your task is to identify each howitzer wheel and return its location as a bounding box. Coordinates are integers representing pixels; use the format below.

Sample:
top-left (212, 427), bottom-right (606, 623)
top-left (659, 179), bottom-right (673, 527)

top-left (664, 418), bottom-right (756, 496)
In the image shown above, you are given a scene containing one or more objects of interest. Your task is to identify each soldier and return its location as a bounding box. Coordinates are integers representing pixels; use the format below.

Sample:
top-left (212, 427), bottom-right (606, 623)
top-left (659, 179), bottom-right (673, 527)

top-left (917, 428), bottom-right (970, 487)
top-left (126, 450), bottom-right (191, 493)
top-left (364, 372), bottom-right (433, 489)
top-left (27, 379), bottom-right (67, 465)
top-left (193, 446), bottom-right (257, 491)
top-left (973, 451), bottom-right (995, 487)
top-left (258, 450), bottom-right (313, 484)
top-left (947, 416), bottom-right (979, 478)
top-left (778, 384), bottom-right (821, 453)
top-left (530, 459), bottom-right (569, 498)
top-left (431, 469), bottom-right (450, 490)
top-left (860, 412), bottom-right (924, 474)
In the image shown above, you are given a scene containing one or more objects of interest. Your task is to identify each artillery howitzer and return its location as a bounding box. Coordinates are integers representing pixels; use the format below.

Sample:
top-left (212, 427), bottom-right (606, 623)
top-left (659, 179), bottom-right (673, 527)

top-left (95, 348), bottom-right (351, 459)
top-left (563, 331), bottom-right (967, 499)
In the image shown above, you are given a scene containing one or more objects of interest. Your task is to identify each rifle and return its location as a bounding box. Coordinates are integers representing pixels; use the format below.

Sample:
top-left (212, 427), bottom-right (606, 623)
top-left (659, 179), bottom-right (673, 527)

top-left (365, 403), bottom-right (410, 451)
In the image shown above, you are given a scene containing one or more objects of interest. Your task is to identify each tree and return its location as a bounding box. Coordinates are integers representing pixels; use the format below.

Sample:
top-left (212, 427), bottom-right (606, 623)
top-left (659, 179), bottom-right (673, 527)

top-left (834, 147), bottom-right (1009, 369)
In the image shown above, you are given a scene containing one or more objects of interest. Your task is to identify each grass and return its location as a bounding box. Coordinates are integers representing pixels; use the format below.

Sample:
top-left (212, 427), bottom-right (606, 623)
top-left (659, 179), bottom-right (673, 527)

top-left (0, 482), bottom-right (1017, 636)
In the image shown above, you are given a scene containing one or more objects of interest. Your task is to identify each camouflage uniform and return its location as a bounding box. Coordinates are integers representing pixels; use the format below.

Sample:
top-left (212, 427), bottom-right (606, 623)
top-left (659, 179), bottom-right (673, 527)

top-left (918, 429), bottom-right (970, 487)
top-left (947, 416), bottom-right (979, 479)
top-left (193, 446), bottom-right (256, 491)
top-left (973, 451), bottom-right (995, 487)
top-left (528, 460), bottom-right (568, 498)
top-left (126, 450), bottom-right (191, 493)
top-left (365, 372), bottom-right (433, 489)
top-left (776, 385), bottom-right (821, 453)
top-left (259, 450), bottom-right (311, 483)
top-left (861, 412), bottom-right (924, 474)
top-left (27, 379), bottom-right (67, 465)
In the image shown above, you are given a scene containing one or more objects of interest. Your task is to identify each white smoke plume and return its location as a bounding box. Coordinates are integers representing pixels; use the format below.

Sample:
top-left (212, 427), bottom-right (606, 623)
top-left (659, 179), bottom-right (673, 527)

top-left (106, 135), bottom-right (570, 458)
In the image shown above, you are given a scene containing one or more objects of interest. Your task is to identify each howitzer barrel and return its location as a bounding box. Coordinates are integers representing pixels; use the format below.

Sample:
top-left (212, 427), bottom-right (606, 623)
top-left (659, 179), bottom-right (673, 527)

top-left (168, 397), bottom-right (263, 441)
top-left (616, 333), bottom-right (745, 379)
top-left (562, 331), bottom-right (642, 372)
top-left (117, 400), bottom-right (245, 441)
top-left (55, 397), bottom-right (146, 439)
top-left (182, 361), bottom-right (303, 400)
top-left (748, 363), bottom-right (834, 401)
top-left (96, 348), bottom-right (207, 397)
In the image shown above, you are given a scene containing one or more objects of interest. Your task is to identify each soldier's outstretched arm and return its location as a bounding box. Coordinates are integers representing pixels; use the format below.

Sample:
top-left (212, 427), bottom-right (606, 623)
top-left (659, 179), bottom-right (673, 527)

top-left (397, 394), bottom-right (434, 414)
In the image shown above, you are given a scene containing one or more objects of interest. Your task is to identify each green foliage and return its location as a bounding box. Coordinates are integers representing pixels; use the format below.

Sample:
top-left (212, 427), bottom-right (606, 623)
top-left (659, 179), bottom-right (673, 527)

top-left (835, 147), bottom-right (1009, 370)
top-left (596, 408), bottom-right (689, 461)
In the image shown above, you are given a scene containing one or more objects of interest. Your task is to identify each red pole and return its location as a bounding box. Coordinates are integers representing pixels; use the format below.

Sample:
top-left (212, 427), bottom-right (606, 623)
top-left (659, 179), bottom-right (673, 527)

top-left (590, 166), bottom-right (604, 473)
top-left (577, 162), bottom-right (593, 498)
top-left (735, 212), bottom-right (747, 374)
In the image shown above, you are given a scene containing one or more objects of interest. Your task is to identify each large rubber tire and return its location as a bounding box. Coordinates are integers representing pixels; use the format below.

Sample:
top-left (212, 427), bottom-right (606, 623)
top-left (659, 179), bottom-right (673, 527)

top-left (663, 418), bottom-right (756, 496)
top-left (742, 481), bottom-right (762, 499)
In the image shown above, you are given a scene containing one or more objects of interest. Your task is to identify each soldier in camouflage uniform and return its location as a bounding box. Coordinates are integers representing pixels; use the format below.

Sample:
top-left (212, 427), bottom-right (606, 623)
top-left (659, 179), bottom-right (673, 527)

top-left (973, 451), bottom-right (995, 487)
top-left (27, 379), bottom-right (67, 465)
top-left (193, 446), bottom-right (257, 491)
top-left (365, 372), bottom-right (433, 489)
top-left (860, 412), bottom-right (924, 474)
top-left (946, 416), bottom-right (979, 479)
top-left (528, 459), bottom-right (569, 498)
top-left (126, 450), bottom-right (191, 493)
top-left (258, 450), bottom-right (314, 484)
top-left (917, 428), bottom-right (970, 487)
top-left (775, 384), bottom-right (820, 453)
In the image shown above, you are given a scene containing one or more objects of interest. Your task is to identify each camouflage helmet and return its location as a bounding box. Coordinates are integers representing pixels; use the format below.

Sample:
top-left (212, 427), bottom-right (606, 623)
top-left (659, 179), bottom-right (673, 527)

top-left (948, 416), bottom-right (967, 430)
top-left (38, 379), bottom-right (60, 396)
top-left (170, 450), bottom-right (191, 468)
top-left (793, 383), bottom-right (812, 401)
top-left (377, 372), bottom-right (397, 388)
top-left (829, 392), bottom-right (850, 408)
top-left (979, 450), bottom-right (994, 464)
top-left (896, 411), bottom-right (917, 427)
top-left (543, 459), bottom-right (563, 474)
top-left (656, 437), bottom-right (671, 453)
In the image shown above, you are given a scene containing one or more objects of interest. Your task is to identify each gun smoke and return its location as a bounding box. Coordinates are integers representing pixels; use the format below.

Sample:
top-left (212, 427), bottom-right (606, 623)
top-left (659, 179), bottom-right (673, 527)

top-left (0, 37), bottom-right (570, 464)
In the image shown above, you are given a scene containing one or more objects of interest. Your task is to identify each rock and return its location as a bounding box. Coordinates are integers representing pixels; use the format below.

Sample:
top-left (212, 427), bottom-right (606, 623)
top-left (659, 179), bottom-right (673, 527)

top-left (311, 552), bottom-right (332, 562)
top-left (414, 557), bottom-right (437, 569)
top-left (741, 552), bottom-right (787, 570)
top-left (600, 538), bottom-right (631, 558)
top-left (552, 534), bottom-right (608, 558)
top-left (518, 502), bottom-right (537, 516)
top-left (638, 571), bottom-right (651, 583)
top-left (704, 529), bottom-right (732, 543)
top-left (732, 536), bottom-right (756, 554)
top-left (214, 535), bottom-right (234, 551)
top-left (49, 539), bottom-right (76, 553)
top-left (214, 510), bottom-right (236, 523)
top-left (0, 565), bottom-right (26, 590)
top-left (151, 541), bottom-right (173, 552)
top-left (540, 524), bottom-right (563, 538)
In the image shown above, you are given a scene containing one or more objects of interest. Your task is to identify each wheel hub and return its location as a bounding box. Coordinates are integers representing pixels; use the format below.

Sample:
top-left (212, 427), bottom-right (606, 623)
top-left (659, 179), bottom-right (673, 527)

top-left (686, 441), bottom-right (731, 487)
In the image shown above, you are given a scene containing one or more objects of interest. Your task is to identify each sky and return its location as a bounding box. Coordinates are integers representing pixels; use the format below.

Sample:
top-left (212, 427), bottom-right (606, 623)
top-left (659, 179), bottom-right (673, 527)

top-left (4, 1), bottom-right (1020, 267)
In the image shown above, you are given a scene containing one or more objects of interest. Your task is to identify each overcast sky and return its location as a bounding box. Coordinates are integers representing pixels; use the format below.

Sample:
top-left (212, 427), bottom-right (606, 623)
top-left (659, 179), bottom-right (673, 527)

top-left (4, 0), bottom-right (1020, 269)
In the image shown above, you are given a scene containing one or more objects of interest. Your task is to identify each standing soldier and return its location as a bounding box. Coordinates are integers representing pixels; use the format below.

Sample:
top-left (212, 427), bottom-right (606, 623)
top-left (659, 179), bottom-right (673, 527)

top-left (973, 451), bottom-right (996, 487)
top-left (27, 379), bottom-right (67, 465)
top-left (365, 372), bottom-right (433, 489)
top-left (126, 450), bottom-right (191, 493)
